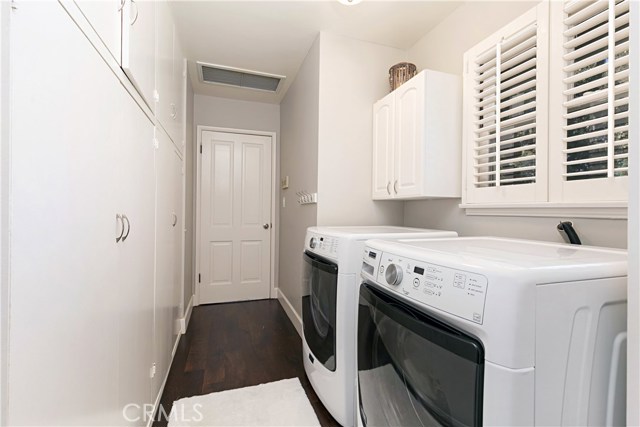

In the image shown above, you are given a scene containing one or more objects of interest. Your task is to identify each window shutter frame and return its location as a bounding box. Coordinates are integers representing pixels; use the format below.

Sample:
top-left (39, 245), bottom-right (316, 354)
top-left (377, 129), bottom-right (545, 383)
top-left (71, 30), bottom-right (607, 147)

top-left (548, 0), bottom-right (630, 203)
top-left (462, 2), bottom-right (550, 204)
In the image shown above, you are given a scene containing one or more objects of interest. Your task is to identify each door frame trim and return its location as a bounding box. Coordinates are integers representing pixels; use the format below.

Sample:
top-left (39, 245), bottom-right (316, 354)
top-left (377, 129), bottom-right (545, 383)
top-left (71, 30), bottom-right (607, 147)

top-left (194, 126), bottom-right (278, 305)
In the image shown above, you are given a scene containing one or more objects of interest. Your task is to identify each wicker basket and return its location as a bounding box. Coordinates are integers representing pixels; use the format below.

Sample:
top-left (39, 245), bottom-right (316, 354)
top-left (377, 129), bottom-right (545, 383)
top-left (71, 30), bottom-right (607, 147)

top-left (389, 62), bottom-right (417, 91)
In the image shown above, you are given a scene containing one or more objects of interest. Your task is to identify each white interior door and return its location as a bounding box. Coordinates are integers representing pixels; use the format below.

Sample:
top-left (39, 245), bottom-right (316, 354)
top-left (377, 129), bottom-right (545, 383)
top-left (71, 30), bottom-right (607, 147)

top-left (199, 131), bottom-right (272, 304)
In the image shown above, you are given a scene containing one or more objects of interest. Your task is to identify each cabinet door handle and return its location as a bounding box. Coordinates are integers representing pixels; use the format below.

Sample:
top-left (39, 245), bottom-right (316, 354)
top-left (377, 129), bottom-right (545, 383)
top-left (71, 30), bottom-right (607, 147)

top-left (386, 181), bottom-right (391, 195)
top-left (130, 0), bottom-right (139, 25)
top-left (263, 223), bottom-right (270, 230)
top-left (122, 215), bottom-right (131, 241)
top-left (394, 180), bottom-right (398, 194)
top-left (116, 214), bottom-right (125, 243)
top-left (172, 213), bottom-right (178, 227)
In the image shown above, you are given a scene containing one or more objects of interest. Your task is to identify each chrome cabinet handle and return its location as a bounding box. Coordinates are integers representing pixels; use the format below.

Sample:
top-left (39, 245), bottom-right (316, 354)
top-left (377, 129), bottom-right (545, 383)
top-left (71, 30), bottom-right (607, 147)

top-left (172, 213), bottom-right (178, 227)
top-left (386, 181), bottom-right (391, 195)
top-left (130, 0), bottom-right (139, 25)
top-left (393, 180), bottom-right (398, 194)
top-left (116, 214), bottom-right (124, 243)
top-left (263, 223), bottom-right (270, 230)
top-left (122, 215), bottom-right (131, 241)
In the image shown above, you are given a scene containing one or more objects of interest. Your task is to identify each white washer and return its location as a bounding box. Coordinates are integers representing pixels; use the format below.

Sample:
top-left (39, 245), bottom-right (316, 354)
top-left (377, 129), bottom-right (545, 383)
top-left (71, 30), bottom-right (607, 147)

top-left (358, 237), bottom-right (627, 426)
top-left (302, 226), bottom-right (458, 427)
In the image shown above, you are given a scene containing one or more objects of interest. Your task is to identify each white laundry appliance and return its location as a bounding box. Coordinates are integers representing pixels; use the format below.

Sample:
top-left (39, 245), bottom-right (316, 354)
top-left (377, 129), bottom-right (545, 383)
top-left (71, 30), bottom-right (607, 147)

top-left (358, 237), bottom-right (627, 427)
top-left (302, 226), bottom-right (458, 427)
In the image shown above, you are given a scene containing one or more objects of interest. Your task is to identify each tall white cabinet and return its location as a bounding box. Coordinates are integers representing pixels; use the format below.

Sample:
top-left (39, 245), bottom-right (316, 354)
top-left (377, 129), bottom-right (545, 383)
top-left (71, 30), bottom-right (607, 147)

top-left (6, 1), bottom-right (186, 425)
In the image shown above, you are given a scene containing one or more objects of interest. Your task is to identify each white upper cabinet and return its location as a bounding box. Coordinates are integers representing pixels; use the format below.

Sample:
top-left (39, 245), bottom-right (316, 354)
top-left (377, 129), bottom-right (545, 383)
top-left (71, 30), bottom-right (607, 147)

top-left (122, 0), bottom-right (156, 110)
top-left (74, 0), bottom-right (122, 63)
top-left (155, 0), bottom-right (185, 152)
top-left (372, 70), bottom-right (461, 200)
top-left (372, 93), bottom-right (395, 198)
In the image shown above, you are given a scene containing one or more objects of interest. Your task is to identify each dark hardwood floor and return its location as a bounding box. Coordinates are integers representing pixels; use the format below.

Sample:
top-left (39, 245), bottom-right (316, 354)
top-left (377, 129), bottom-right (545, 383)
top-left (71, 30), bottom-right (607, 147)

top-left (152, 299), bottom-right (340, 427)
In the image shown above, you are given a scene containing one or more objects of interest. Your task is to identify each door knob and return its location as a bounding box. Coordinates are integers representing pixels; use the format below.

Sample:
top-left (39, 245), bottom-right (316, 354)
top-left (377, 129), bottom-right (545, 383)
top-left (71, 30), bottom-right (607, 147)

top-left (263, 223), bottom-right (270, 229)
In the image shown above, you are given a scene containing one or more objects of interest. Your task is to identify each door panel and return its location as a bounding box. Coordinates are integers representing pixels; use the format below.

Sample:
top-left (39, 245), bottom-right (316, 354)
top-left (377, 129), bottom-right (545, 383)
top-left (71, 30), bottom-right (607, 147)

top-left (75, 0), bottom-right (122, 63)
top-left (153, 127), bottom-right (182, 398)
top-left (9, 3), bottom-right (121, 424)
top-left (372, 96), bottom-right (395, 199)
top-left (199, 131), bottom-right (272, 304)
top-left (121, 0), bottom-right (155, 110)
top-left (394, 80), bottom-right (424, 197)
top-left (117, 90), bottom-right (155, 423)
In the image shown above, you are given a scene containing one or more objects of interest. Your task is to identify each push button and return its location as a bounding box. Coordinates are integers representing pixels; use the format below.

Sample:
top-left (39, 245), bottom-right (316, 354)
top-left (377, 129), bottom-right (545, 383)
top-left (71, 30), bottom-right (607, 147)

top-left (413, 278), bottom-right (420, 288)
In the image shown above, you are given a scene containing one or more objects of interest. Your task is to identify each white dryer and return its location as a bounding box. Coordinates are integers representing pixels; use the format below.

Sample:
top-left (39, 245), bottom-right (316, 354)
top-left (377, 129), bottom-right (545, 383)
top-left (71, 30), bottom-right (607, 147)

top-left (357, 237), bottom-right (627, 427)
top-left (302, 226), bottom-right (458, 427)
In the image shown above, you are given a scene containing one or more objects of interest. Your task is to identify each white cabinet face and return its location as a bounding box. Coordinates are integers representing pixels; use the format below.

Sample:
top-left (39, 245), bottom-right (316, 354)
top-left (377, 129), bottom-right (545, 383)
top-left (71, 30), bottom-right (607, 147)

top-left (122, 0), bottom-right (156, 110)
top-left (394, 80), bottom-right (423, 198)
top-left (372, 96), bottom-right (395, 199)
top-left (116, 92), bottom-right (156, 418)
top-left (371, 70), bottom-right (461, 200)
top-left (75, 0), bottom-right (122, 63)
top-left (153, 127), bottom-right (183, 398)
top-left (9, 2), bottom-right (122, 424)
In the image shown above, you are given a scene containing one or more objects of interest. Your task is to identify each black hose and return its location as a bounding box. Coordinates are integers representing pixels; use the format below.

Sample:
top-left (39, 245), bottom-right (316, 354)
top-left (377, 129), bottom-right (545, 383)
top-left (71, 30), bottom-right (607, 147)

top-left (557, 221), bottom-right (582, 245)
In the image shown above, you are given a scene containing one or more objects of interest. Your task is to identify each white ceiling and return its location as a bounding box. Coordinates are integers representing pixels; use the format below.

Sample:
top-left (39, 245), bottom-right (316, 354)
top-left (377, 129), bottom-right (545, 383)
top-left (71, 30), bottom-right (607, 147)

top-left (169, 1), bottom-right (462, 104)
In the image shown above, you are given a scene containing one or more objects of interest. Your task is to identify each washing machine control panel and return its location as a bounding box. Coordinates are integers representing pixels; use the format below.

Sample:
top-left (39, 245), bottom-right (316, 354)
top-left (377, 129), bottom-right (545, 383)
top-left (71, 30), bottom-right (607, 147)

top-left (306, 233), bottom-right (339, 258)
top-left (370, 251), bottom-right (488, 324)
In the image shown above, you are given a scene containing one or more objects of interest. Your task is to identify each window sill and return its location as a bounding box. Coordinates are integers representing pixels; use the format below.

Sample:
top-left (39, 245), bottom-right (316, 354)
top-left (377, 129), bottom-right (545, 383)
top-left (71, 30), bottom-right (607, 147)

top-left (459, 202), bottom-right (627, 220)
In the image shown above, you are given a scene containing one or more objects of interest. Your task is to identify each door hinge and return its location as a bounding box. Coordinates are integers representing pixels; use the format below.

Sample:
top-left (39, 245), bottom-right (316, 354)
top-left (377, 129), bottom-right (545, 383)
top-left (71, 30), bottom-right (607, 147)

top-left (200, 145), bottom-right (202, 154)
top-left (198, 274), bottom-right (201, 283)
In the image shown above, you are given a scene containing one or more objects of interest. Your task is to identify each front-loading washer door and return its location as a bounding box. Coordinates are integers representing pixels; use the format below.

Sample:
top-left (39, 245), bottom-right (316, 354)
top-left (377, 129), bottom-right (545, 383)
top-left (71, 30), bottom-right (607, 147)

top-left (358, 283), bottom-right (485, 427)
top-left (302, 251), bottom-right (338, 371)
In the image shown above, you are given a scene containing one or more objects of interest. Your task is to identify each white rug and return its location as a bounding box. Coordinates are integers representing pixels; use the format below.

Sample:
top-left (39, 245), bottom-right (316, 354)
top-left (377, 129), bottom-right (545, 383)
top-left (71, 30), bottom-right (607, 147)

top-left (167, 378), bottom-right (321, 426)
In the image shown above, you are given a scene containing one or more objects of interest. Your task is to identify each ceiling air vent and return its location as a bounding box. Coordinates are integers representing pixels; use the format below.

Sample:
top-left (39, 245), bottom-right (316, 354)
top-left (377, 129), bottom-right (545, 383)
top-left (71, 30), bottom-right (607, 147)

top-left (197, 62), bottom-right (285, 93)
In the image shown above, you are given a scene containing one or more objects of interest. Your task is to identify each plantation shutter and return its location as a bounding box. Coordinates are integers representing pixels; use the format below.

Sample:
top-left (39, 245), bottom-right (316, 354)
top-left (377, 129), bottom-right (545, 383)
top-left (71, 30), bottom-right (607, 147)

top-left (463, 2), bottom-right (549, 204)
top-left (549, 0), bottom-right (629, 202)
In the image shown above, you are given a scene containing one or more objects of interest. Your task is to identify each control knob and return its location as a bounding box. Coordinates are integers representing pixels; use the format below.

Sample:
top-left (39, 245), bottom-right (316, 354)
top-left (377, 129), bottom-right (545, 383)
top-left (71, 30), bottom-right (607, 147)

top-left (309, 237), bottom-right (318, 249)
top-left (385, 264), bottom-right (403, 287)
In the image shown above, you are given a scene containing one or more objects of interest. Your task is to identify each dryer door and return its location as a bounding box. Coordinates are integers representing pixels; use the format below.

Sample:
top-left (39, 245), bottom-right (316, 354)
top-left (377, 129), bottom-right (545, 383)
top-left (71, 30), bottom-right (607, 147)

top-left (302, 251), bottom-right (338, 371)
top-left (358, 283), bottom-right (485, 427)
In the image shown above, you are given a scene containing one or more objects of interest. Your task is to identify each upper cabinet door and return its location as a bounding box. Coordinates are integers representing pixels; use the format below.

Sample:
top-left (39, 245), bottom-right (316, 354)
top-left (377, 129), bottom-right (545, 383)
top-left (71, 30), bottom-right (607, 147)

top-left (122, 0), bottom-right (156, 110)
top-left (394, 74), bottom-right (425, 198)
top-left (372, 94), bottom-right (395, 200)
top-left (75, 0), bottom-right (122, 63)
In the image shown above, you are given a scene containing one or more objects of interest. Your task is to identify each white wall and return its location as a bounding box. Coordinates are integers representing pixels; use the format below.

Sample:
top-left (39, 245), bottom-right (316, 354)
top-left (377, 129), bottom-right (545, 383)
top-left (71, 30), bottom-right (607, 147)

top-left (317, 32), bottom-right (404, 226)
top-left (183, 76), bottom-right (195, 315)
top-left (194, 94), bottom-right (280, 134)
top-left (0, 2), bottom-right (9, 423)
top-left (403, 0), bottom-right (627, 249)
top-left (278, 36), bottom-right (321, 323)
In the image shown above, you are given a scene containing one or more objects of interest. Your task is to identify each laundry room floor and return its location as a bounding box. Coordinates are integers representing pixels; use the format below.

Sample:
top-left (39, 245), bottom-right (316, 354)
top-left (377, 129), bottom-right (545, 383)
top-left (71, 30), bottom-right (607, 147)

top-left (152, 300), bottom-right (339, 427)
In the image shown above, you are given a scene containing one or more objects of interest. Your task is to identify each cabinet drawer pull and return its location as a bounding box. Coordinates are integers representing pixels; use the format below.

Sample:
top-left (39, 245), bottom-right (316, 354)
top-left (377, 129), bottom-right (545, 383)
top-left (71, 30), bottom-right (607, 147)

top-left (386, 181), bottom-right (391, 195)
top-left (122, 215), bottom-right (131, 241)
top-left (394, 180), bottom-right (398, 194)
top-left (116, 214), bottom-right (125, 243)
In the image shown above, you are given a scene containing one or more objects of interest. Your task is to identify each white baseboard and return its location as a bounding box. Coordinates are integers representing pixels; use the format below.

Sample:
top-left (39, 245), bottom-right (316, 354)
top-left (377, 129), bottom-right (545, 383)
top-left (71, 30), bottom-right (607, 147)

top-left (178, 295), bottom-right (194, 334)
top-left (277, 288), bottom-right (302, 338)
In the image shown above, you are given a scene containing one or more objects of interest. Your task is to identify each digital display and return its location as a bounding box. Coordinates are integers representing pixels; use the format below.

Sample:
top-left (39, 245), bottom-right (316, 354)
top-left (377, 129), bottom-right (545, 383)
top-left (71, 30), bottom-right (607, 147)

top-left (368, 251), bottom-right (377, 259)
top-left (414, 266), bottom-right (425, 275)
